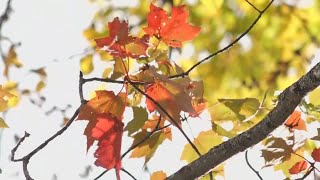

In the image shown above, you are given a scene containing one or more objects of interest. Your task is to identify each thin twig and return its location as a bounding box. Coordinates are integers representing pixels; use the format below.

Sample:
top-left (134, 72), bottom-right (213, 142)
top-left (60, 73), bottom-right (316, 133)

top-left (245, 150), bottom-right (263, 180)
top-left (121, 168), bottom-right (137, 180)
top-left (93, 169), bottom-right (110, 180)
top-left (11, 71), bottom-right (87, 179)
top-left (169, 0), bottom-right (274, 79)
top-left (245, 0), bottom-right (262, 13)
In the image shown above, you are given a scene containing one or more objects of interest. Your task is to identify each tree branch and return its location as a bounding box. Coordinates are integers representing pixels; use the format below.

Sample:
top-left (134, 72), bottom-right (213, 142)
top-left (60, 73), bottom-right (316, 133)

top-left (168, 62), bottom-right (320, 179)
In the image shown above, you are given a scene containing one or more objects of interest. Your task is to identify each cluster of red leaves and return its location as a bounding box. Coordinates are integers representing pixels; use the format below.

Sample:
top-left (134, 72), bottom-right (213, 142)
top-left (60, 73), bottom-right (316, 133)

top-left (289, 147), bottom-right (320, 175)
top-left (80, 3), bottom-right (202, 179)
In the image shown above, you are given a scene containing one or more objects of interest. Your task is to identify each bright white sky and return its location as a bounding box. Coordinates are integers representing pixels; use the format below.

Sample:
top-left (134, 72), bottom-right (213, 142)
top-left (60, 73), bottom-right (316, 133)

top-left (0, 0), bottom-right (317, 180)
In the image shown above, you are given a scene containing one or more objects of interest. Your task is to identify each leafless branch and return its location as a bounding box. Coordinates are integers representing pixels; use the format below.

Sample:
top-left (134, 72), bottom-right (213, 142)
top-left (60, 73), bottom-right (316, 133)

top-left (121, 168), bottom-right (137, 180)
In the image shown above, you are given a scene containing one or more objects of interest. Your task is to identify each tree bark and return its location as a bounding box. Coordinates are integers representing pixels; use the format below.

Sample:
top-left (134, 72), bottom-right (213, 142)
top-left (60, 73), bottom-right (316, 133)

top-left (168, 62), bottom-right (320, 180)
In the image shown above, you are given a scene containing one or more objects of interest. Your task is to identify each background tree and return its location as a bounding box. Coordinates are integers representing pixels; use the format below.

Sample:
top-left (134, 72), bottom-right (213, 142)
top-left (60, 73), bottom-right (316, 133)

top-left (1, 0), bottom-right (320, 179)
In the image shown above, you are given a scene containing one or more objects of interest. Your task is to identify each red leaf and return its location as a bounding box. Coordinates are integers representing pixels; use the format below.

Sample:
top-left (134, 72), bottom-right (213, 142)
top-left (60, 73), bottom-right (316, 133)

top-left (94, 114), bottom-right (124, 180)
top-left (289, 160), bottom-right (308, 174)
top-left (95, 17), bottom-right (149, 58)
top-left (285, 111), bottom-right (307, 132)
top-left (311, 147), bottom-right (320, 162)
top-left (77, 91), bottom-right (126, 179)
top-left (144, 4), bottom-right (200, 47)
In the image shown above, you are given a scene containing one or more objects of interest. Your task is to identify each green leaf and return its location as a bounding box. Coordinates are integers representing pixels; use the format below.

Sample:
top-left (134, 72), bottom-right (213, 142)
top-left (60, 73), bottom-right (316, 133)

top-left (125, 107), bottom-right (148, 136)
top-left (181, 130), bottom-right (222, 163)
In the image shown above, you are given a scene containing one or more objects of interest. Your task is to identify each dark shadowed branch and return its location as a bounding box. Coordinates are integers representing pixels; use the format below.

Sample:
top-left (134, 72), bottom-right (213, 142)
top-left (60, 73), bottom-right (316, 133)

top-left (167, 62), bottom-right (320, 179)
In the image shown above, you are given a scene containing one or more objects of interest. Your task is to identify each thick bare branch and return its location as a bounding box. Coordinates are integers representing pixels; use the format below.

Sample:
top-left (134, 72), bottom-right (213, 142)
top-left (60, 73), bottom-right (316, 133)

top-left (168, 62), bottom-right (320, 179)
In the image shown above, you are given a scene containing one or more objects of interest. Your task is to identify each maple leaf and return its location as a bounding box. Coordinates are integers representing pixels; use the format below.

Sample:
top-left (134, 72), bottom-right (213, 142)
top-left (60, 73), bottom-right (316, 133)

top-left (94, 114), bottom-right (123, 180)
top-left (261, 138), bottom-right (294, 166)
top-left (311, 147), bottom-right (320, 162)
top-left (285, 111), bottom-right (307, 132)
top-left (95, 17), bottom-right (149, 58)
top-left (143, 4), bottom-right (200, 47)
top-left (289, 160), bottom-right (308, 174)
top-left (145, 80), bottom-right (196, 126)
top-left (77, 90), bottom-right (127, 179)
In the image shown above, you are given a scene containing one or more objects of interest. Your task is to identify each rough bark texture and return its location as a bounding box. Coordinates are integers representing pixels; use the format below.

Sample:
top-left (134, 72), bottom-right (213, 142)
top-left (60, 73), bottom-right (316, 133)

top-left (168, 62), bottom-right (320, 180)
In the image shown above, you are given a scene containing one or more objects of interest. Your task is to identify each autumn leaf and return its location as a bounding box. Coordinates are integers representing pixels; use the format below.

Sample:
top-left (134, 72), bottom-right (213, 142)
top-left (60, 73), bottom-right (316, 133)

top-left (0, 117), bottom-right (9, 128)
top-left (285, 111), bottom-right (307, 132)
top-left (80, 54), bottom-right (94, 75)
top-left (125, 106), bottom-right (148, 136)
top-left (261, 137), bottom-right (294, 166)
top-left (181, 130), bottom-right (222, 163)
top-left (145, 80), bottom-right (195, 126)
top-left (4, 45), bottom-right (23, 77)
top-left (95, 17), bottom-right (149, 58)
top-left (130, 130), bottom-right (166, 163)
top-left (150, 171), bottom-right (167, 180)
top-left (311, 147), bottom-right (320, 162)
top-left (94, 114), bottom-right (123, 180)
top-left (289, 160), bottom-right (307, 174)
top-left (0, 85), bottom-right (16, 112)
top-left (144, 4), bottom-right (200, 47)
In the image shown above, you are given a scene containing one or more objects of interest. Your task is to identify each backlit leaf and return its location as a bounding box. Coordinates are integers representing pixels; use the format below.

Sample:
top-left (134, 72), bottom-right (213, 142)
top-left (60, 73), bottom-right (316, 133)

top-left (125, 107), bottom-right (148, 136)
top-left (36, 80), bottom-right (46, 92)
top-left (0, 117), bottom-right (9, 128)
top-left (285, 111), bottom-right (307, 132)
top-left (181, 130), bottom-right (222, 163)
top-left (288, 160), bottom-right (307, 174)
top-left (311, 147), bottom-right (320, 162)
top-left (144, 4), bottom-right (200, 47)
top-left (80, 54), bottom-right (94, 75)
top-left (150, 171), bottom-right (167, 180)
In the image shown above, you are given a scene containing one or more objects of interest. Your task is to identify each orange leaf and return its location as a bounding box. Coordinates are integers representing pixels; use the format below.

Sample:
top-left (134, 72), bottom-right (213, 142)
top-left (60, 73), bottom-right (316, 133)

top-left (95, 17), bottom-right (149, 58)
top-left (150, 171), bottom-right (167, 180)
top-left (144, 4), bottom-right (200, 47)
top-left (145, 81), bottom-right (195, 126)
top-left (289, 160), bottom-right (307, 174)
top-left (285, 111), bottom-right (307, 132)
top-left (311, 147), bottom-right (320, 162)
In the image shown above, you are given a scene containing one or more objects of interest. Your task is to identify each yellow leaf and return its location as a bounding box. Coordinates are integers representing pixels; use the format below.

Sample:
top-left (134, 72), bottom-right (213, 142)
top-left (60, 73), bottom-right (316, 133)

top-left (4, 46), bottom-right (23, 77)
top-left (150, 171), bottom-right (167, 180)
top-left (80, 54), bottom-right (94, 75)
top-left (36, 81), bottom-right (46, 92)
top-left (0, 117), bottom-right (8, 128)
top-left (102, 68), bottom-right (112, 78)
